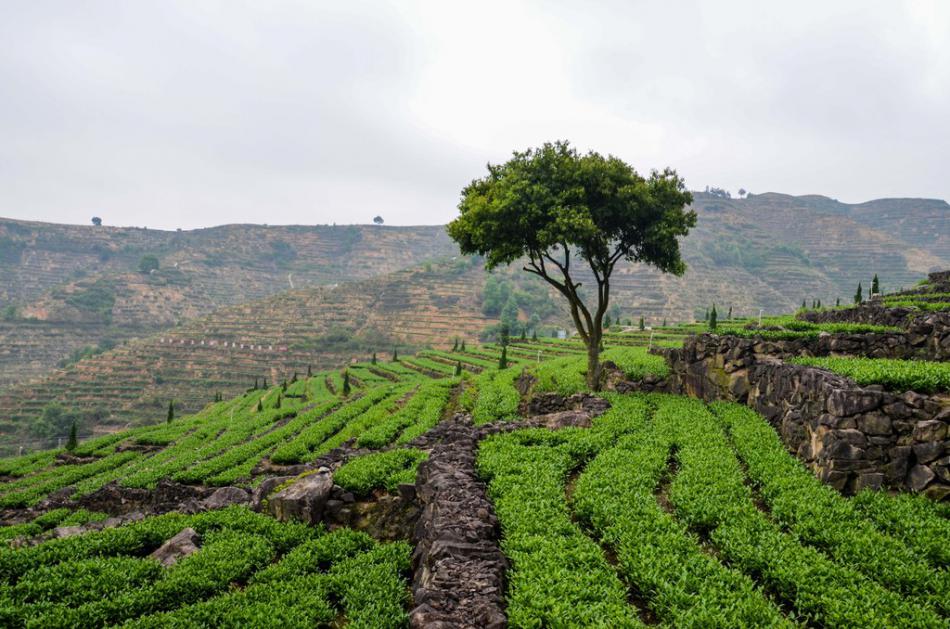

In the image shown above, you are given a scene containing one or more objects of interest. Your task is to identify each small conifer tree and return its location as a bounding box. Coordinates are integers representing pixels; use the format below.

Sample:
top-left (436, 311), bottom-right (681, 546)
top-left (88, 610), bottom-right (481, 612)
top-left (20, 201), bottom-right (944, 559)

top-left (66, 421), bottom-right (78, 451)
top-left (727, 306), bottom-right (732, 320)
top-left (521, 327), bottom-right (527, 340)
top-left (461, 340), bottom-right (466, 351)
top-left (342, 370), bottom-right (351, 396)
top-left (498, 345), bottom-right (508, 369)
top-left (709, 304), bottom-right (718, 330)
top-left (703, 308), bottom-right (709, 322)
top-left (452, 338), bottom-right (458, 351)
top-left (854, 282), bottom-right (863, 304)
top-left (802, 299), bottom-right (807, 309)
top-left (639, 316), bottom-right (645, 331)
top-left (871, 274), bottom-right (879, 295)
top-left (275, 394), bottom-right (282, 409)
top-left (531, 329), bottom-right (537, 341)
top-left (371, 352), bottom-right (377, 365)
top-left (263, 378), bottom-right (268, 388)
top-left (662, 318), bottom-right (667, 327)
top-left (604, 314), bottom-right (611, 329)
top-left (253, 377), bottom-right (258, 390)
top-left (167, 401), bottom-right (174, 423)
top-left (281, 380), bottom-right (287, 392)
top-left (817, 299), bottom-right (821, 308)
top-left (307, 364), bottom-right (312, 377)
top-left (836, 297), bottom-right (840, 307)
top-left (392, 348), bottom-right (398, 362)
top-left (291, 371), bottom-right (297, 383)
top-left (455, 361), bottom-right (462, 376)
top-left (257, 399), bottom-right (263, 412)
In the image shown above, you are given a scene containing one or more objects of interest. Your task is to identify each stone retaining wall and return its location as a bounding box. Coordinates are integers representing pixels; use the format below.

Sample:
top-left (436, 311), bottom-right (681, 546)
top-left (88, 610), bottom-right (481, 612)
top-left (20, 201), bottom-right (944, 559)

top-left (790, 312), bottom-right (950, 360)
top-left (666, 335), bottom-right (949, 500)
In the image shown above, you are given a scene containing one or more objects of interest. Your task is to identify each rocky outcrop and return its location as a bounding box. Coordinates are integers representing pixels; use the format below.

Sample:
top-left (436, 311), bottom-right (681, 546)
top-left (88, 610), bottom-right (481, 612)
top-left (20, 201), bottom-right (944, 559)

top-left (410, 413), bottom-right (507, 629)
top-left (667, 335), bottom-right (950, 499)
top-left (267, 468), bottom-right (334, 525)
top-left (150, 527), bottom-right (201, 567)
top-left (75, 479), bottom-right (214, 515)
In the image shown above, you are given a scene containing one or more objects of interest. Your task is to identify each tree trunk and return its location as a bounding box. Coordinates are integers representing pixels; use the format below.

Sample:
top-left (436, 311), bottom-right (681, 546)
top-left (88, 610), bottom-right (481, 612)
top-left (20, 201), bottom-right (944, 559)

top-left (586, 341), bottom-right (602, 391)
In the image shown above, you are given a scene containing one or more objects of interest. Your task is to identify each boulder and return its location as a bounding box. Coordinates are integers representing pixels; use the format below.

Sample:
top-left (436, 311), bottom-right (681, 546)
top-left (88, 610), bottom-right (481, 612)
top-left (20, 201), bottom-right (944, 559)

top-left (251, 475), bottom-right (295, 511)
top-left (912, 420), bottom-right (948, 443)
top-left (150, 527), bottom-right (200, 567)
top-left (201, 486), bottom-right (250, 510)
top-left (52, 525), bottom-right (85, 539)
top-left (907, 465), bottom-right (936, 492)
top-left (268, 468), bottom-right (334, 525)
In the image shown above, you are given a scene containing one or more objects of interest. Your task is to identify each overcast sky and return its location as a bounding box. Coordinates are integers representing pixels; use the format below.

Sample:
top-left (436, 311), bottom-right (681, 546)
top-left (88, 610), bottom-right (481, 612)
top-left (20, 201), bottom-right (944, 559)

top-left (1, 1), bottom-right (948, 230)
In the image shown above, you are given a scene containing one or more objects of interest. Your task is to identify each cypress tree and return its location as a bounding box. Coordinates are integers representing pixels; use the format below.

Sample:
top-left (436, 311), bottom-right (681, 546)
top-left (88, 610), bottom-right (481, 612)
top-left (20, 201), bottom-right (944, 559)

top-left (499, 323), bottom-right (510, 347)
top-left (281, 380), bottom-right (287, 392)
top-left (257, 399), bottom-right (263, 412)
top-left (167, 401), bottom-right (174, 424)
top-left (452, 338), bottom-right (458, 351)
top-left (836, 297), bottom-right (840, 307)
top-left (372, 352), bottom-right (377, 365)
top-left (291, 371), bottom-right (297, 383)
top-left (66, 421), bottom-right (77, 451)
top-left (802, 299), bottom-right (807, 309)
top-left (817, 299), bottom-right (821, 309)
top-left (521, 327), bottom-right (527, 340)
top-left (727, 306), bottom-right (732, 320)
top-left (253, 377), bottom-right (258, 390)
top-left (639, 316), bottom-right (645, 331)
top-left (275, 394), bottom-right (282, 409)
top-left (498, 345), bottom-right (508, 369)
top-left (703, 308), bottom-right (709, 322)
top-left (854, 282), bottom-right (863, 304)
top-left (531, 329), bottom-right (537, 341)
top-left (709, 304), bottom-right (718, 330)
top-left (604, 314), bottom-right (611, 329)
top-left (392, 348), bottom-right (398, 362)
top-left (307, 364), bottom-right (312, 377)
top-left (662, 318), bottom-right (667, 327)
top-left (263, 378), bottom-right (268, 388)
top-left (342, 371), bottom-right (351, 396)
top-left (871, 274), bottom-right (879, 295)
top-left (461, 340), bottom-right (466, 351)
top-left (455, 361), bottom-right (462, 376)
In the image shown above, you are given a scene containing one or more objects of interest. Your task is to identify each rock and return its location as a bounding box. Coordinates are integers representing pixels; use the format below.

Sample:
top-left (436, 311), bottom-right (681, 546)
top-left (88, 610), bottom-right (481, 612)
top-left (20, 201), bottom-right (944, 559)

top-left (53, 525), bottom-right (85, 539)
top-left (923, 484), bottom-right (950, 501)
top-left (912, 420), bottom-right (948, 443)
top-left (150, 527), bottom-right (200, 567)
top-left (907, 465), bottom-right (936, 492)
top-left (268, 468), bottom-right (334, 525)
top-left (398, 483), bottom-right (417, 501)
top-left (201, 486), bottom-right (250, 510)
top-left (912, 442), bottom-right (945, 465)
top-left (827, 389), bottom-right (881, 417)
top-left (250, 475), bottom-right (295, 511)
top-left (857, 413), bottom-right (892, 435)
top-left (854, 472), bottom-right (884, 493)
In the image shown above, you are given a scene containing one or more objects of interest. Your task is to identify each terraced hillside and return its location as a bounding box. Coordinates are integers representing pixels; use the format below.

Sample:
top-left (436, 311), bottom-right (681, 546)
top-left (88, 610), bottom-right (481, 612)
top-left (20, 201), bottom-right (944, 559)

top-left (0, 220), bottom-right (457, 388)
top-left (0, 260), bottom-right (505, 449)
top-left (3, 193), bottom-right (949, 391)
top-left (0, 334), bottom-right (946, 627)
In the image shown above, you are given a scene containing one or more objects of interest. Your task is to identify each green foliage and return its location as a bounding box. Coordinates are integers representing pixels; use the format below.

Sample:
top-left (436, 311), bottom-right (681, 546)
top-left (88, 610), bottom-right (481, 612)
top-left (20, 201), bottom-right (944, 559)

top-left (63, 280), bottom-right (115, 322)
top-left (342, 370), bottom-right (351, 396)
top-left (467, 368), bottom-right (521, 424)
top-left (709, 304), bottom-right (717, 330)
top-left (789, 356), bottom-right (950, 393)
top-left (334, 449), bottom-right (429, 496)
top-left (854, 281), bottom-right (863, 304)
top-left (137, 254), bottom-right (160, 274)
top-left (66, 422), bottom-right (77, 451)
top-left (498, 345), bottom-right (508, 369)
top-left (166, 401), bottom-right (174, 424)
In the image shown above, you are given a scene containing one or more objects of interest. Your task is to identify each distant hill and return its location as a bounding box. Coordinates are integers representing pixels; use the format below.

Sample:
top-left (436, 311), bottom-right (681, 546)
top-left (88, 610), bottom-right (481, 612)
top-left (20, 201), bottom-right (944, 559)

top-left (1, 192), bottom-right (947, 450)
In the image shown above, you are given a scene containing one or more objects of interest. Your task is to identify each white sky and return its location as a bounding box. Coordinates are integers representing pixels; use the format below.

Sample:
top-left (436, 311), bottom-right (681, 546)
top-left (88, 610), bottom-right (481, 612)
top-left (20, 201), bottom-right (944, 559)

top-left (1, 0), bottom-right (948, 229)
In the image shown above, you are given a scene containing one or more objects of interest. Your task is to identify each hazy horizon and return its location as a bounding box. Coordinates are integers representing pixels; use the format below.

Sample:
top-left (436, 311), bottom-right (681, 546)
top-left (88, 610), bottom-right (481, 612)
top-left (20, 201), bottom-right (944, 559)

top-left (2, 1), bottom-right (948, 230)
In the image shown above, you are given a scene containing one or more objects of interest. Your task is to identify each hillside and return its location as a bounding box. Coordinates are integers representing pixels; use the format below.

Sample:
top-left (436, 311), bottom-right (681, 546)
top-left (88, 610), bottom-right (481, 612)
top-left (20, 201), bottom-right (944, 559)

top-left (0, 316), bottom-right (946, 626)
top-left (0, 221), bottom-right (457, 388)
top-left (1, 192), bottom-right (948, 447)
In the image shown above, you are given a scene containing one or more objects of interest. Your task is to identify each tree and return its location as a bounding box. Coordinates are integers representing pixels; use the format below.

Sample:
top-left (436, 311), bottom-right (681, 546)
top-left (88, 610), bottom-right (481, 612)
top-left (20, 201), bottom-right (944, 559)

top-left (604, 313), bottom-right (611, 329)
top-left (738, 188), bottom-right (747, 198)
top-left (66, 421), bottom-right (78, 451)
top-left (727, 306), bottom-right (732, 320)
top-left (836, 297), bottom-right (840, 307)
top-left (531, 329), bottom-right (538, 341)
top-left (275, 394), bottom-right (282, 409)
top-left (167, 401), bottom-right (174, 424)
top-left (709, 304), bottom-right (718, 330)
top-left (460, 340), bottom-right (466, 351)
top-left (871, 274), bottom-right (880, 295)
top-left (392, 348), bottom-right (398, 362)
top-left (342, 370), bottom-right (351, 396)
top-left (854, 282), bottom-right (863, 304)
top-left (452, 338), bottom-right (459, 351)
top-left (257, 399), bottom-right (263, 412)
top-left (447, 141), bottom-right (694, 390)
top-left (91, 216), bottom-right (102, 226)
top-left (307, 365), bottom-right (312, 377)
top-left (372, 352), bottom-right (377, 365)
top-left (253, 377), bottom-right (259, 390)
top-left (291, 371), bottom-right (298, 383)
top-left (373, 216), bottom-right (384, 225)
top-left (138, 255), bottom-right (160, 274)
top-left (499, 323), bottom-right (510, 348)
top-left (662, 318), bottom-right (667, 327)
top-left (498, 345), bottom-right (508, 369)
top-left (638, 316), bottom-right (645, 331)
top-left (520, 326), bottom-right (527, 340)
top-left (455, 361), bottom-right (462, 376)
top-left (802, 299), bottom-right (806, 310)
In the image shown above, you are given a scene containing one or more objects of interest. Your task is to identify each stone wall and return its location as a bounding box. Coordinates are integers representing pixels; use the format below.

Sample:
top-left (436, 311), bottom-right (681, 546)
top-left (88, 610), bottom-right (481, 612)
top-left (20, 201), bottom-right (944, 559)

top-left (791, 311), bottom-right (950, 360)
top-left (666, 335), bottom-right (950, 500)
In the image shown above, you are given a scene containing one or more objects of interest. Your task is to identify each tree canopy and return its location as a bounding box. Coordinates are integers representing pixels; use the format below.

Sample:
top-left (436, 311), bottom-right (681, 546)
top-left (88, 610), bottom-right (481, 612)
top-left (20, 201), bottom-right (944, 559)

top-left (447, 141), bottom-right (695, 388)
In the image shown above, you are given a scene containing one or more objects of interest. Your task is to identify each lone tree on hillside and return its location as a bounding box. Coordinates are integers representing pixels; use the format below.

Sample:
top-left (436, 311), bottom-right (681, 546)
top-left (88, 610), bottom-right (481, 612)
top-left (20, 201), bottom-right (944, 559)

top-left (91, 216), bottom-right (102, 226)
top-left (139, 255), bottom-right (160, 274)
top-left (854, 282), bottom-right (863, 304)
top-left (66, 421), bottom-right (78, 451)
top-left (167, 401), bottom-right (174, 424)
top-left (447, 141), bottom-right (695, 390)
top-left (871, 274), bottom-right (880, 295)
top-left (373, 216), bottom-right (384, 225)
